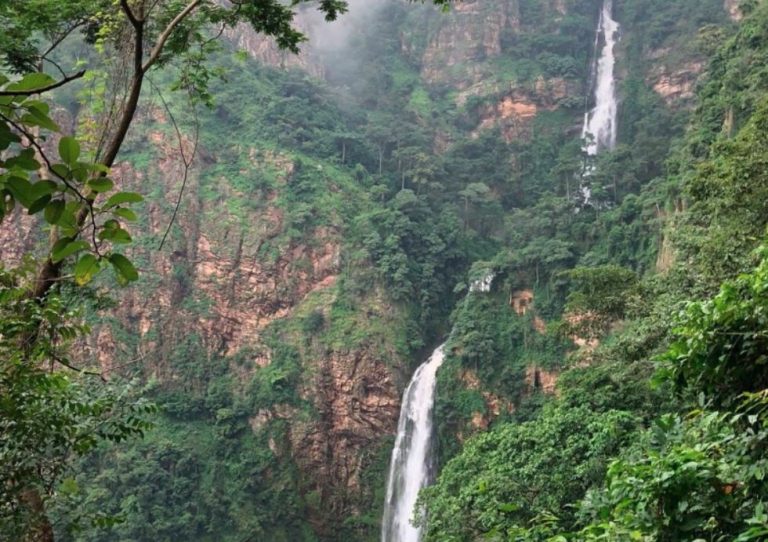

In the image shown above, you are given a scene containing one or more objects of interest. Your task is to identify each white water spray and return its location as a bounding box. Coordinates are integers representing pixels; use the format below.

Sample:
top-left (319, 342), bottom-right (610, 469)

top-left (381, 274), bottom-right (493, 542)
top-left (582, 0), bottom-right (619, 158)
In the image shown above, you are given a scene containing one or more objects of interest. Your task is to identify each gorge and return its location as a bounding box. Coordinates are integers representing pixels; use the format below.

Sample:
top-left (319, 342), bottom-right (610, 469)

top-left (2, 0), bottom-right (765, 541)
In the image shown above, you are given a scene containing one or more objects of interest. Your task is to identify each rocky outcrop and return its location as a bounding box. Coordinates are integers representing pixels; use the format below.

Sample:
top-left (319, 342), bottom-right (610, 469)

top-left (648, 58), bottom-right (705, 106)
top-left (724, 0), bottom-right (743, 21)
top-left (459, 369), bottom-right (514, 432)
top-left (224, 15), bottom-right (325, 78)
top-left (472, 76), bottom-right (581, 141)
top-left (524, 365), bottom-right (558, 395)
top-left (290, 345), bottom-right (400, 529)
top-left (417, 0), bottom-right (521, 88)
top-left (0, 211), bottom-right (38, 265)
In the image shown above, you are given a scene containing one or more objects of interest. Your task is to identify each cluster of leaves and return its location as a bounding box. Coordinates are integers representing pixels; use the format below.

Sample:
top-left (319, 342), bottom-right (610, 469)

top-left (579, 409), bottom-right (768, 542)
top-left (0, 72), bottom-right (142, 285)
top-left (0, 265), bottom-right (155, 538)
top-left (420, 403), bottom-right (640, 541)
top-left (574, 246), bottom-right (768, 541)
top-left (559, 265), bottom-right (639, 340)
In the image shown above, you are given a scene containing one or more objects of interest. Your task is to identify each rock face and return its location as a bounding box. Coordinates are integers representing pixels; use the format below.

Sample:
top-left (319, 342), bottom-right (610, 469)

top-left (292, 346), bottom-right (400, 529)
top-left (473, 77), bottom-right (580, 141)
top-left (417, 0), bottom-right (521, 88)
top-left (648, 58), bottom-right (705, 105)
top-left (104, 117), bottom-right (403, 530)
top-left (223, 9), bottom-right (325, 79)
top-left (724, 0), bottom-right (743, 21)
top-left (96, 126), bottom-right (342, 366)
top-left (0, 97), bottom-right (402, 533)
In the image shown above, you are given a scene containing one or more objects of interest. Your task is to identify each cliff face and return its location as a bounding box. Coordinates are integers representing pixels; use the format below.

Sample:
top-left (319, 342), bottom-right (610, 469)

top-left (91, 111), bottom-right (407, 534)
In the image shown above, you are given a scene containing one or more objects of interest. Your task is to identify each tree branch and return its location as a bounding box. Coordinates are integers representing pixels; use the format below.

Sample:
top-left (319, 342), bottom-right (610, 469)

top-left (0, 70), bottom-right (86, 96)
top-left (143, 0), bottom-right (202, 73)
top-left (40, 20), bottom-right (88, 59)
top-left (119, 0), bottom-right (142, 29)
top-left (147, 78), bottom-right (199, 251)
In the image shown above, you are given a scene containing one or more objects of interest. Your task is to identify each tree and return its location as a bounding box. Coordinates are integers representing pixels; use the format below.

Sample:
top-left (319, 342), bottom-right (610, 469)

top-left (0, 1), bottom-right (349, 538)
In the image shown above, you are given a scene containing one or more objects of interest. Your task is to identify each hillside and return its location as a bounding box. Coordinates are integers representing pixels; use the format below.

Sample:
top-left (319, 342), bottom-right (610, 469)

top-left (3, 0), bottom-right (766, 541)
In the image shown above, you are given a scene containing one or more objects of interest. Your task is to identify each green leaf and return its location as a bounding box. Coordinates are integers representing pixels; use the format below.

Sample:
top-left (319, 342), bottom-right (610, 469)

top-left (109, 253), bottom-right (138, 284)
top-left (28, 194), bottom-right (51, 215)
top-left (50, 163), bottom-right (70, 180)
top-left (21, 108), bottom-right (60, 131)
top-left (51, 238), bottom-right (90, 263)
top-left (74, 254), bottom-right (100, 285)
top-left (58, 136), bottom-right (80, 165)
top-left (23, 100), bottom-right (50, 116)
top-left (6, 176), bottom-right (34, 207)
top-left (0, 121), bottom-right (21, 150)
top-left (99, 226), bottom-right (132, 244)
top-left (44, 200), bottom-right (65, 224)
top-left (30, 180), bottom-right (58, 199)
top-left (113, 207), bottom-right (138, 221)
top-left (104, 191), bottom-right (143, 208)
top-left (5, 148), bottom-right (40, 171)
top-left (60, 477), bottom-right (80, 496)
top-left (87, 177), bottom-right (114, 193)
top-left (6, 72), bottom-right (55, 92)
top-left (56, 203), bottom-right (79, 236)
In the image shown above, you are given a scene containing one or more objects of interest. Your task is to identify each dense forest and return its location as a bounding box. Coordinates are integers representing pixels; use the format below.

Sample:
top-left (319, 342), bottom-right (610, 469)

top-left (2, 0), bottom-right (768, 541)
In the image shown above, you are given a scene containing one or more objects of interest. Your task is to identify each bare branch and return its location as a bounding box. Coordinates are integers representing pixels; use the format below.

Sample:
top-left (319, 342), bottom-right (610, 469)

top-left (40, 20), bottom-right (88, 59)
top-left (147, 77), bottom-right (199, 251)
top-left (51, 353), bottom-right (106, 380)
top-left (42, 57), bottom-right (68, 79)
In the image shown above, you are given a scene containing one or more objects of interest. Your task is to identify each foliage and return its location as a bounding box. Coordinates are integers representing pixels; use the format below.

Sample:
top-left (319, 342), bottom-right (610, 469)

top-left (560, 265), bottom-right (639, 340)
top-left (0, 266), bottom-right (155, 538)
top-left (420, 403), bottom-right (640, 541)
top-left (578, 409), bottom-right (768, 542)
top-left (662, 246), bottom-right (768, 407)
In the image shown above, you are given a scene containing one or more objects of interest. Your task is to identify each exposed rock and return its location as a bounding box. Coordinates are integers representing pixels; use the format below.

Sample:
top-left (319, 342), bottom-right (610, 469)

top-left (0, 209), bottom-right (37, 265)
top-left (565, 311), bottom-right (601, 350)
top-left (417, 0), bottom-right (521, 88)
top-left (724, 0), bottom-right (743, 21)
top-left (288, 345), bottom-right (401, 532)
top-left (524, 365), bottom-right (559, 395)
top-left (510, 289), bottom-right (535, 315)
top-left (648, 60), bottom-right (705, 105)
top-left (473, 78), bottom-right (580, 141)
top-left (223, 9), bottom-right (325, 78)
top-left (459, 369), bottom-right (515, 431)
top-left (510, 289), bottom-right (546, 332)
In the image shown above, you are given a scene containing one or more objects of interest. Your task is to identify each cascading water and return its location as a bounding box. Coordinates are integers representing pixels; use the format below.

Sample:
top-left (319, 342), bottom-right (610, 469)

top-left (582, 0), bottom-right (619, 158)
top-left (381, 275), bottom-right (493, 542)
top-left (579, 0), bottom-right (619, 204)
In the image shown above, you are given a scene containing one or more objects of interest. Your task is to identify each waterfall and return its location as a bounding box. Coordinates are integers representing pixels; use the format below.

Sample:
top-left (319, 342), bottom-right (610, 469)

top-left (381, 274), bottom-right (493, 542)
top-left (582, 0), bottom-right (619, 158)
top-left (380, 345), bottom-right (445, 542)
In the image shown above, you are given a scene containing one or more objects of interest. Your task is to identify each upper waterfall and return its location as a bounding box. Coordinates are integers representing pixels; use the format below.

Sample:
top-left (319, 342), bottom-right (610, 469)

top-left (582, 0), bottom-right (620, 156)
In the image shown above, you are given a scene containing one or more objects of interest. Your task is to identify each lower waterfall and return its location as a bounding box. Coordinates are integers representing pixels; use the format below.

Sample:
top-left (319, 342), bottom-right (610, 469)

top-left (381, 274), bottom-right (493, 541)
top-left (380, 345), bottom-right (445, 542)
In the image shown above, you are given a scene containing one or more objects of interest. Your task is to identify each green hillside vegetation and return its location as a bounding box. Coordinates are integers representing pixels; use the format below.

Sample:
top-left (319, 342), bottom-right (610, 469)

top-left (419, 3), bottom-right (768, 541)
